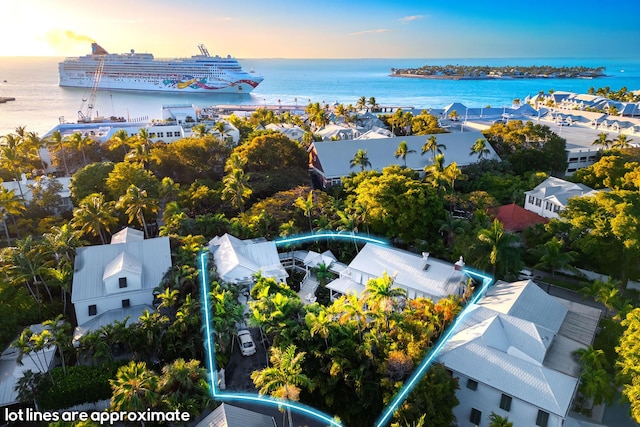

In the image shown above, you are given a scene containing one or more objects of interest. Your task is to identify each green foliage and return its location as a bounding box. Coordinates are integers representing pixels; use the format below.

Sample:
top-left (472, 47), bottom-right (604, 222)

top-left (391, 364), bottom-right (459, 427)
top-left (345, 165), bottom-right (445, 244)
top-left (150, 136), bottom-right (232, 183)
top-left (38, 364), bottom-right (122, 410)
top-left (105, 162), bottom-right (161, 201)
top-left (483, 120), bottom-right (567, 175)
top-left (69, 162), bottom-right (114, 204)
top-left (617, 308), bottom-right (640, 423)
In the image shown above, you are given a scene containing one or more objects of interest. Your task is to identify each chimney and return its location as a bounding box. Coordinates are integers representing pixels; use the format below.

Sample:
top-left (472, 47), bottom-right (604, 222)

top-left (454, 256), bottom-right (465, 271)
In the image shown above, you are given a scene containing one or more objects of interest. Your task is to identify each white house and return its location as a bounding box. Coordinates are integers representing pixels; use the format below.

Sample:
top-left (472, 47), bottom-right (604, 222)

top-left (524, 177), bottom-right (601, 219)
top-left (438, 280), bottom-right (600, 427)
top-left (71, 228), bottom-right (172, 340)
top-left (208, 234), bottom-right (288, 288)
top-left (1, 175), bottom-right (73, 212)
top-left (326, 243), bottom-right (467, 302)
top-left (195, 403), bottom-right (277, 427)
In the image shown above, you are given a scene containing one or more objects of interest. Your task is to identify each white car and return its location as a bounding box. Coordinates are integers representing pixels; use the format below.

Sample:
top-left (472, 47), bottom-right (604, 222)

top-left (237, 329), bottom-right (256, 356)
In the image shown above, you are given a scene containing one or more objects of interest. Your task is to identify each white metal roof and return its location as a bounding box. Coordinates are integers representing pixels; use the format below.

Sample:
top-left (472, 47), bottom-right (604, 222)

top-left (71, 235), bottom-right (171, 303)
top-left (208, 234), bottom-right (287, 282)
top-left (348, 243), bottom-right (464, 301)
top-left (439, 281), bottom-right (580, 417)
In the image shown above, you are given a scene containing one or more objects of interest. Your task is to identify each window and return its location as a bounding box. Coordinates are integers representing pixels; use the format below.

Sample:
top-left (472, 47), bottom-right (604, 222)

top-left (119, 277), bottom-right (128, 288)
top-left (88, 305), bottom-right (97, 316)
top-left (470, 408), bottom-right (482, 424)
top-left (528, 195), bottom-right (535, 204)
top-left (500, 394), bottom-right (512, 411)
top-left (535, 198), bottom-right (542, 207)
top-left (536, 410), bottom-right (549, 427)
top-left (122, 299), bottom-right (130, 308)
top-left (466, 378), bottom-right (478, 391)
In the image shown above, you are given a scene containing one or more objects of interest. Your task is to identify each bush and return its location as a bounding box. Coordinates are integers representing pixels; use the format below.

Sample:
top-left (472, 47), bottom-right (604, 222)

top-left (39, 363), bottom-right (123, 410)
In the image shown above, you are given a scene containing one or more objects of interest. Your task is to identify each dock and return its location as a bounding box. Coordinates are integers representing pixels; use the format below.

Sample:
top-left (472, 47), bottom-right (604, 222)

top-left (0, 97), bottom-right (16, 104)
top-left (205, 103), bottom-right (414, 115)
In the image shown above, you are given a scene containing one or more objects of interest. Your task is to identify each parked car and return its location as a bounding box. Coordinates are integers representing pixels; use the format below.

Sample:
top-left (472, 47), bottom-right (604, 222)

top-left (237, 329), bottom-right (256, 356)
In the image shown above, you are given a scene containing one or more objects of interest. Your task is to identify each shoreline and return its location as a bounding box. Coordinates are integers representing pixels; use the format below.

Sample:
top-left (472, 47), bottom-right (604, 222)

top-left (389, 73), bottom-right (605, 81)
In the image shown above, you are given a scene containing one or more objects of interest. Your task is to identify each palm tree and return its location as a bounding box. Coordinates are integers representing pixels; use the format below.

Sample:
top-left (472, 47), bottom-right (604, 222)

top-left (489, 412), bottom-right (513, 427)
top-left (367, 96), bottom-right (378, 112)
top-left (0, 184), bottom-right (26, 244)
top-left (65, 132), bottom-right (94, 166)
top-left (25, 131), bottom-right (48, 172)
top-left (530, 236), bottom-right (577, 277)
top-left (42, 315), bottom-right (72, 376)
top-left (470, 138), bottom-right (491, 162)
top-left (423, 154), bottom-right (461, 195)
top-left (350, 149), bottom-right (371, 171)
top-left (222, 167), bottom-right (252, 213)
top-left (421, 135), bottom-right (446, 160)
top-left (363, 272), bottom-right (407, 329)
top-left (251, 345), bottom-right (314, 427)
top-left (158, 358), bottom-right (211, 416)
top-left (477, 218), bottom-right (522, 278)
top-left (110, 361), bottom-right (160, 422)
top-left (107, 128), bottom-right (131, 160)
top-left (612, 133), bottom-right (633, 150)
top-left (294, 191), bottom-right (314, 233)
top-left (44, 130), bottom-right (70, 176)
top-left (71, 193), bottom-right (118, 244)
top-left (117, 185), bottom-right (160, 238)
top-left (356, 96), bottom-right (367, 111)
top-left (592, 132), bottom-right (612, 150)
top-left (394, 141), bottom-right (416, 168)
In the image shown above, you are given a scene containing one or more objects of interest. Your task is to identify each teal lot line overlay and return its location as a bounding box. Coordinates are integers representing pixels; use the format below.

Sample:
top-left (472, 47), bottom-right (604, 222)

top-left (199, 232), bottom-right (494, 427)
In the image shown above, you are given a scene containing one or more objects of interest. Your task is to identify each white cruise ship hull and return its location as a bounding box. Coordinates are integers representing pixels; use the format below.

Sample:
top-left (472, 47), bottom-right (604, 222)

top-left (58, 43), bottom-right (263, 94)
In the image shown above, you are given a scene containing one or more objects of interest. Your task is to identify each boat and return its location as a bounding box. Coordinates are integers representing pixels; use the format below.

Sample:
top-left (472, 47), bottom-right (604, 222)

top-left (58, 43), bottom-right (263, 93)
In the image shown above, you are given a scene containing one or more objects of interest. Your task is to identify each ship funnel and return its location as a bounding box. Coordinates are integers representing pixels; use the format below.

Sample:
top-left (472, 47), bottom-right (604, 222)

top-left (91, 43), bottom-right (109, 55)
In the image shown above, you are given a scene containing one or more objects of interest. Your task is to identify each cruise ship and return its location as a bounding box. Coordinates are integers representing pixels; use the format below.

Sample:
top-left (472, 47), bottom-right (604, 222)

top-left (58, 43), bottom-right (263, 93)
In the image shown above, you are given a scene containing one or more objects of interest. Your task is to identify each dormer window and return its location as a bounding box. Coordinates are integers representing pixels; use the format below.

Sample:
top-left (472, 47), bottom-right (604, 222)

top-left (119, 277), bottom-right (128, 288)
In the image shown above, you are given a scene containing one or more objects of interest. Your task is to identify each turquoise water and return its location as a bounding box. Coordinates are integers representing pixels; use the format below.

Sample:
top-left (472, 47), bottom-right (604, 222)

top-left (0, 56), bottom-right (638, 135)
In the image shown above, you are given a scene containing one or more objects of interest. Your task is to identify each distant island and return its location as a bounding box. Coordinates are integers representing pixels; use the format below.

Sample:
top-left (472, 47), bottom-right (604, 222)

top-left (390, 65), bottom-right (606, 80)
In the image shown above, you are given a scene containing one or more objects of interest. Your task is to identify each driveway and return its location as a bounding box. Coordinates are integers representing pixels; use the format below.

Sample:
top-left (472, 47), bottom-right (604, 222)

top-left (223, 327), bottom-right (269, 392)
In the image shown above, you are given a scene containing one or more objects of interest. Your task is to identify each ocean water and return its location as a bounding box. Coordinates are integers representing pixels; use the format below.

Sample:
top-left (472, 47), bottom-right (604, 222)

top-left (0, 56), bottom-right (639, 136)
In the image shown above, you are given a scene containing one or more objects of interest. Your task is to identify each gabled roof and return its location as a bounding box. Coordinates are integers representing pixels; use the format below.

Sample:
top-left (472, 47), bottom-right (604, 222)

top-left (439, 280), bottom-right (577, 417)
top-left (489, 203), bottom-right (548, 232)
top-left (72, 236), bottom-right (172, 302)
top-left (303, 250), bottom-right (337, 269)
top-left (525, 177), bottom-right (598, 207)
top-left (208, 234), bottom-right (287, 282)
top-left (477, 280), bottom-right (568, 333)
top-left (102, 251), bottom-right (142, 281)
top-left (346, 243), bottom-right (464, 300)
top-left (195, 403), bottom-right (276, 427)
top-left (111, 227), bottom-right (144, 244)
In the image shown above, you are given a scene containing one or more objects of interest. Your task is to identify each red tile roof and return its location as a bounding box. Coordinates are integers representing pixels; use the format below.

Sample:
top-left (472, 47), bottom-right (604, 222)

top-left (489, 203), bottom-right (548, 232)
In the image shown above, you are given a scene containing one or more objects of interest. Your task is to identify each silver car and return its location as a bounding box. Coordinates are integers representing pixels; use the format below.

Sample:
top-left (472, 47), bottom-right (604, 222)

top-left (237, 329), bottom-right (256, 356)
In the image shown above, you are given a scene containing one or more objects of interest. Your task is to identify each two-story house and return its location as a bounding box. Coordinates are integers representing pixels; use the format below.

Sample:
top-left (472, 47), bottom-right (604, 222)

top-left (438, 280), bottom-right (600, 427)
top-left (71, 228), bottom-right (172, 341)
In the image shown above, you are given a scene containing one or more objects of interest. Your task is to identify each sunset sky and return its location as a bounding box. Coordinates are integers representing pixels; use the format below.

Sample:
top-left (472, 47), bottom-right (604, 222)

top-left (1, 0), bottom-right (639, 59)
